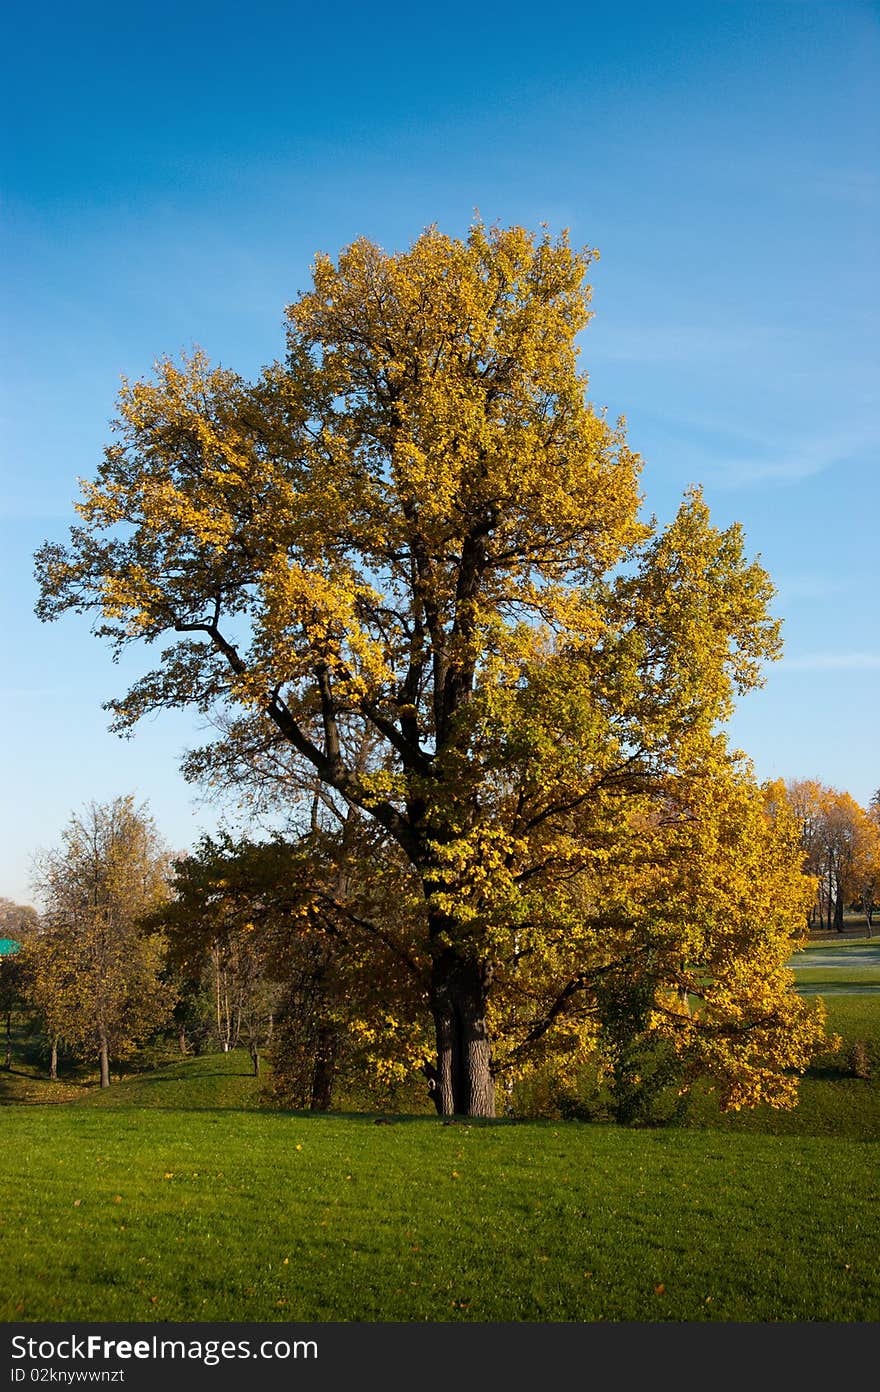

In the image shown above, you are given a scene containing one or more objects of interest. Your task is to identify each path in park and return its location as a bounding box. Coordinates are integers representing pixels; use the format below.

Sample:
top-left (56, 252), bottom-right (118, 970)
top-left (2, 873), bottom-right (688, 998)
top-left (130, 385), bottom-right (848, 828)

top-left (795, 983), bottom-right (880, 995)
top-left (788, 941), bottom-right (880, 995)
top-left (789, 945), bottom-right (880, 971)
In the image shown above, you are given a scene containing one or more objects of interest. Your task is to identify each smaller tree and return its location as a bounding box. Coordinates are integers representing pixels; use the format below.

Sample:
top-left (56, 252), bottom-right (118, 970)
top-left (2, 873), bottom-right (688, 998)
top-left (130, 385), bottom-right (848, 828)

top-left (0, 899), bottom-right (39, 1069)
top-left (0, 897), bottom-right (39, 946)
top-left (783, 781), bottom-right (880, 933)
top-left (157, 838), bottom-right (285, 1075)
top-left (159, 823), bottom-right (429, 1110)
top-left (868, 791), bottom-right (880, 928)
top-left (28, 798), bottom-right (173, 1085)
top-left (166, 967), bottom-right (214, 1056)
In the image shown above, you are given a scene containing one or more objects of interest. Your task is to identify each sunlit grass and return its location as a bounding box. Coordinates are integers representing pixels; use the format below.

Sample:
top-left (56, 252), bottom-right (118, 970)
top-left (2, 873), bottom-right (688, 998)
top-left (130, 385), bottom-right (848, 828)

top-left (1, 1103), bottom-right (877, 1323)
top-left (1, 965), bottom-right (878, 1323)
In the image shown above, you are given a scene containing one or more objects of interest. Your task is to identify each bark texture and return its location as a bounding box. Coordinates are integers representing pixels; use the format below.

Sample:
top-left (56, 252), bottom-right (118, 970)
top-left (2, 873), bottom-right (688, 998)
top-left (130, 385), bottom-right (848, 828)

top-left (309, 1026), bottom-right (337, 1112)
top-left (431, 948), bottom-right (495, 1117)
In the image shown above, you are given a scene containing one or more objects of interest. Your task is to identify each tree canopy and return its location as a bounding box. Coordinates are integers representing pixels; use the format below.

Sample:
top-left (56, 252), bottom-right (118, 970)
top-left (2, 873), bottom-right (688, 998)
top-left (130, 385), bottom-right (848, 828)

top-left (158, 824), bottom-right (427, 1107)
top-left (35, 221), bottom-right (827, 1115)
top-left (779, 780), bottom-right (880, 932)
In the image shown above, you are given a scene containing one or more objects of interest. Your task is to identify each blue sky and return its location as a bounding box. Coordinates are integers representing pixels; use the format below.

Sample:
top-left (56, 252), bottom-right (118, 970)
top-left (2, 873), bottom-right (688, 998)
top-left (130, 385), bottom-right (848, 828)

top-left (2, 0), bottom-right (878, 904)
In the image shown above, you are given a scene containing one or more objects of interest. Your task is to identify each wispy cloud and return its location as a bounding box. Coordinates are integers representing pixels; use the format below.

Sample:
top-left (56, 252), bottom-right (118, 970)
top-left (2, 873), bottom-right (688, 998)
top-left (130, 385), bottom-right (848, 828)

top-left (775, 575), bottom-right (855, 601)
top-left (0, 687), bottom-right (65, 699)
top-left (0, 500), bottom-right (80, 522)
top-left (710, 427), bottom-right (878, 488)
top-left (780, 653), bottom-right (880, 672)
top-left (589, 322), bottom-right (783, 366)
top-left (801, 168), bottom-right (880, 206)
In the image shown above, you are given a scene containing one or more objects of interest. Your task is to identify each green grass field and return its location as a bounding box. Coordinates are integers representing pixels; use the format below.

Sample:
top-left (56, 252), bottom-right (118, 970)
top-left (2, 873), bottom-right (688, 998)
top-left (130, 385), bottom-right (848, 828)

top-left (2, 1096), bottom-right (878, 1323)
top-left (685, 995), bottom-right (880, 1141)
top-left (1, 966), bottom-right (878, 1324)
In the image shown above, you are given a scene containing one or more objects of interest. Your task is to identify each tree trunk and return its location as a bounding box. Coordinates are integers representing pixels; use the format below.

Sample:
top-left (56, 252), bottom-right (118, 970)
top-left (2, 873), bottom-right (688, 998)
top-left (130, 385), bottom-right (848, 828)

top-left (834, 884), bottom-right (844, 933)
top-left (250, 1047), bottom-right (260, 1077)
top-left (50, 1038), bottom-right (58, 1080)
top-left (4, 1011), bottom-right (11, 1069)
top-left (98, 1030), bottom-right (110, 1088)
top-left (178, 1027), bottom-right (188, 1054)
top-left (310, 1026), bottom-right (337, 1112)
top-left (421, 1060), bottom-right (444, 1114)
top-left (430, 947), bottom-right (495, 1117)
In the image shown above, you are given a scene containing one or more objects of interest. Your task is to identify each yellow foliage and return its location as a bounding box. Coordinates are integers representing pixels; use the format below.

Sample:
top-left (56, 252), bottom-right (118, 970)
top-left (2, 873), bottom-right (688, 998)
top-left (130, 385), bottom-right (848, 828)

top-left (34, 221), bottom-right (830, 1113)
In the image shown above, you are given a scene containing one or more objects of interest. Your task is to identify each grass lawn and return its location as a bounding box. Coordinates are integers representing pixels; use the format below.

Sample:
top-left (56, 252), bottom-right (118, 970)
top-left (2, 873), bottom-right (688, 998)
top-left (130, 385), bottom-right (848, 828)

top-left (790, 940), bottom-right (880, 993)
top-left (1, 978), bottom-right (878, 1324)
top-left (1, 1098), bottom-right (878, 1324)
top-left (686, 996), bottom-right (880, 1141)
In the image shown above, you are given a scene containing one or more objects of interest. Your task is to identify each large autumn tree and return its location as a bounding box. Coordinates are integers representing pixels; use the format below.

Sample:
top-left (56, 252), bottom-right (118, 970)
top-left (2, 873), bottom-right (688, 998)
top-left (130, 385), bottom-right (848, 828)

top-left (35, 222), bottom-right (825, 1115)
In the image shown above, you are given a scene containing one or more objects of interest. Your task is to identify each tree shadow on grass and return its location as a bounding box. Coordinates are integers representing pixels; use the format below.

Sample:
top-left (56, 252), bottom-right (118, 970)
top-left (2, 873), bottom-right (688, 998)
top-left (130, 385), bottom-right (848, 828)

top-left (249, 1108), bottom-right (520, 1127)
top-left (129, 1070), bottom-right (256, 1083)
